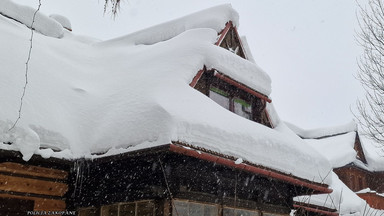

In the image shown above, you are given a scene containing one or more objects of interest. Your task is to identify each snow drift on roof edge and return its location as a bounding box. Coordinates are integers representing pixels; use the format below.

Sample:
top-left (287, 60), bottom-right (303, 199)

top-left (0, 5), bottom-right (330, 184)
top-left (100, 4), bottom-right (239, 46)
top-left (286, 121), bottom-right (357, 139)
top-left (0, 0), bottom-right (64, 38)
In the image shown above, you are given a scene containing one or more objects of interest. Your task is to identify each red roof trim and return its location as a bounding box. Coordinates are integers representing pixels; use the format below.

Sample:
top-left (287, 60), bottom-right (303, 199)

top-left (215, 21), bottom-right (233, 46)
top-left (169, 144), bottom-right (332, 194)
top-left (214, 72), bottom-right (272, 103)
top-left (293, 204), bottom-right (338, 216)
top-left (189, 68), bottom-right (205, 88)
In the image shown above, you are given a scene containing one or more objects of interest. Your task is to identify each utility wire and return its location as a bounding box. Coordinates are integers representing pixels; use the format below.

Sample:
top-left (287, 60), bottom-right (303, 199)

top-left (9, 0), bottom-right (41, 131)
top-left (158, 157), bottom-right (179, 216)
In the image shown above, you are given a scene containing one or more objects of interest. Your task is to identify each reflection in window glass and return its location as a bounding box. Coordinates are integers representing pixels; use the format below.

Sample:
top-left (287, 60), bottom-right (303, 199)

top-left (189, 202), bottom-right (204, 216)
top-left (223, 207), bottom-right (259, 216)
top-left (174, 200), bottom-right (188, 216)
top-left (101, 205), bottom-right (118, 216)
top-left (173, 200), bottom-right (218, 216)
top-left (234, 98), bottom-right (252, 119)
top-left (209, 89), bottom-right (230, 110)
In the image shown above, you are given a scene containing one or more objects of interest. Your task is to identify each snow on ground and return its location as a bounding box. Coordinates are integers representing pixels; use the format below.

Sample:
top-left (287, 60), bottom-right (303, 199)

top-left (0, 0), bottom-right (64, 38)
top-left (0, 4), bottom-right (331, 184)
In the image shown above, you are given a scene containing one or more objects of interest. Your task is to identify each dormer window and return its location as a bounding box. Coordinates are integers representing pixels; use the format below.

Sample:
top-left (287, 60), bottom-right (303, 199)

top-left (193, 69), bottom-right (272, 128)
top-left (209, 87), bottom-right (252, 120)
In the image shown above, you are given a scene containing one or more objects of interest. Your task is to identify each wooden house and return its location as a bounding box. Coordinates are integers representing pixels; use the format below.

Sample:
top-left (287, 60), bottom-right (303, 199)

top-left (0, 3), bottom-right (334, 216)
top-left (290, 122), bottom-right (384, 213)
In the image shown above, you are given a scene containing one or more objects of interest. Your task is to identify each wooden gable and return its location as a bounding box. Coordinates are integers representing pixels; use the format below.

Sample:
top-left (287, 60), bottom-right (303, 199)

top-left (216, 22), bottom-right (247, 59)
top-left (354, 133), bottom-right (367, 164)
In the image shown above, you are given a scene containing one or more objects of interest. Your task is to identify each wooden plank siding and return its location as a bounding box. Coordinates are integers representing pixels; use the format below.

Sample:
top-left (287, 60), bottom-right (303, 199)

top-left (0, 162), bottom-right (68, 211)
top-left (0, 162), bottom-right (68, 180)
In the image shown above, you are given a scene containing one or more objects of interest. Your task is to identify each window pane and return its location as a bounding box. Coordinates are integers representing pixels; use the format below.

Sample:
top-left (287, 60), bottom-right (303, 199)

top-left (189, 203), bottom-right (204, 216)
top-left (234, 98), bottom-right (252, 119)
top-left (78, 208), bottom-right (98, 216)
top-left (204, 205), bottom-right (219, 216)
top-left (101, 205), bottom-right (118, 216)
top-left (209, 90), bottom-right (230, 110)
top-left (137, 201), bottom-right (155, 216)
top-left (119, 203), bottom-right (135, 216)
top-left (223, 208), bottom-right (235, 216)
top-left (173, 200), bottom-right (188, 216)
top-left (224, 208), bottom-right (259, 216)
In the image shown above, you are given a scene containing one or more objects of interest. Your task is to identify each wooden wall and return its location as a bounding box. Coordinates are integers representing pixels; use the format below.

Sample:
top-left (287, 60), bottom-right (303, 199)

top-left (334, 165), bottom-right (383, 193)
top-left (0, 162), bottom-right (68, 213)
top-left (67, 148), bottom-right (298, 214)
top-left (357, 193), bottom-right (384, 210)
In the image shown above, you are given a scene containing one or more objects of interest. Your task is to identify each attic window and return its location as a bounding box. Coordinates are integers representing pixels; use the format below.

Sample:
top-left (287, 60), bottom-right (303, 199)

top-left (193, 70), bottom-right (272, 127)
top-left (209, 87), bottom-right (252, 120)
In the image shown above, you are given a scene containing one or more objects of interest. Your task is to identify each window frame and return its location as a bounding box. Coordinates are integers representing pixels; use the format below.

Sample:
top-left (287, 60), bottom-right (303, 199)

top-left (78, 200), bottom-right (155, 216)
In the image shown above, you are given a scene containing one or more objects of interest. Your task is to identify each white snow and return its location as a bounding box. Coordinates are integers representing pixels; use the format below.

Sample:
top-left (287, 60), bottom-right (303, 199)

top-left (306, 132), bottom-right (357, 168)
top-left (295, 172), bottom-right (384, 216)
top-left (0, 4), bottom-right (331, 184)
top-left (287, 121), bottom-right (357, 139)
top-left (49, 14), bottom-right (72, 31)
top-left (360, 137), bottom-right (384, 171)
top-left (0, 0), bottom-right (64, 38)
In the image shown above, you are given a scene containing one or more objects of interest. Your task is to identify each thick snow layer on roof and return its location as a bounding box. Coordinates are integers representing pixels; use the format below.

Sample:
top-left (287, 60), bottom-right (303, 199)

top-left (306, 132), bottom-right (357, 168)
top-left (287, 121), bottom-right (357, 139)
top-left (295, 172), bottom-right (384, 216)
top-left (0, 5), bottom-right (330, 183)
top-left (360, 137), bottom-right (384, 171)
top-left (49, 14), bottom-right (72, 31)
top-left (99, 4), bottom-right (271, 96)
top-left (101, 4), bottom-right (239, 47)
top-left (0, 0), bottom-right (63, 38)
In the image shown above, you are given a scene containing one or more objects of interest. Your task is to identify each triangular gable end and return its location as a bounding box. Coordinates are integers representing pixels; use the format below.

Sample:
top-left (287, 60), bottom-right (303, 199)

top-left (354, 133), bottom-right (368, 164)
top-left (215, 21), bottom-right (247, 59)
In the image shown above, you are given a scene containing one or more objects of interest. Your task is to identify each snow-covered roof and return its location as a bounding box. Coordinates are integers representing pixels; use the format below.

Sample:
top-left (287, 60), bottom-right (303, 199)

top-left (287, 121), bottom-right (357, 139)
top-left (295, 122), bottom-right (384, 172)
top-left (0, 0), bottom-right (64, 38)
top-left (295, 171), bottom-right (384, 216)
top-left (0, 2), bottom-right (332, 184)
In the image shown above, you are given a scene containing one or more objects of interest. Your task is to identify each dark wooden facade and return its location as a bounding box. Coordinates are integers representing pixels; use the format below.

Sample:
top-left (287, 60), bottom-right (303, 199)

top-left (0, 150), bottom-right (71, 215)
top-left (68, 144), bottom-right (325, 215)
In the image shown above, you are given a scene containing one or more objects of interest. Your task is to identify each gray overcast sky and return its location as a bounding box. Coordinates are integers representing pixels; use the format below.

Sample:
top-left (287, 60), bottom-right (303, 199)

top-left (16, 0), bottom-right (367, 129)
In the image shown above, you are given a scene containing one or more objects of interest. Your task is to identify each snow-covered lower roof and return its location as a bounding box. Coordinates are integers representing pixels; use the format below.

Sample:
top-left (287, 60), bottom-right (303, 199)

top-left (297, 123), bottom-right (384, 172)
top-left (295, 171), bottom-right (384, 215)
top-left (287, 121), bottom-right (357, 139)
top-left (0, 3), bottom-right (331, 184)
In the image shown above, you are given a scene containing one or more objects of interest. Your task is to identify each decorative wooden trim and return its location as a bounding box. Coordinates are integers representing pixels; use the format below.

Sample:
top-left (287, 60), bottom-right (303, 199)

top-left (0, 174), bottom-right (68, 197)
top-left (0, 162), bottom-right (68, 180)
top-left (215, 21), bottom-right (233, 46)
top-left (189, 68), bottom-right (205, 88)
top-left (169, 143), bottom-right (332, 194)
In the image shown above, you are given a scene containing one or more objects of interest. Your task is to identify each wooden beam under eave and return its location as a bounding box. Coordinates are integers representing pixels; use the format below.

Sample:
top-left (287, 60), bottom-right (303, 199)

top-left (0, 162), bottom-right (68, 180)
top-left (0, 174), bottom-right (68, 197)
top-left (0, 193), bottom-right (66, 211)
